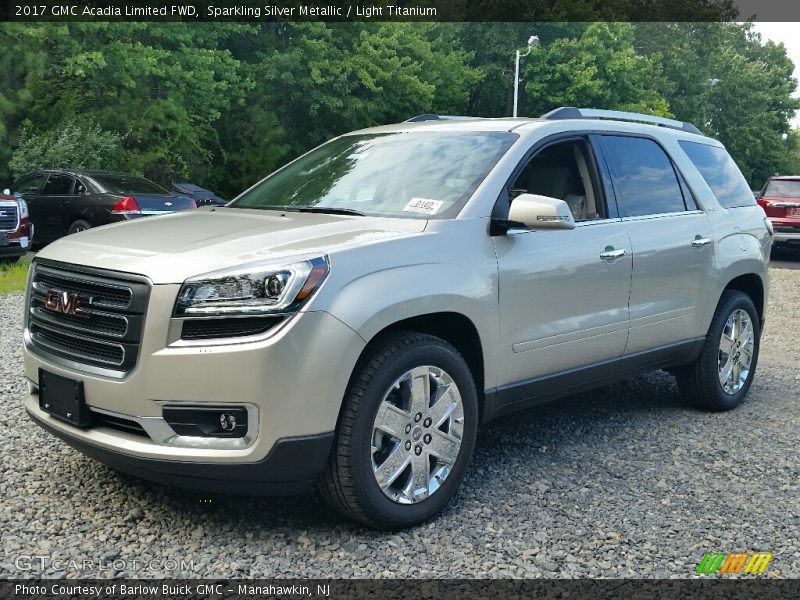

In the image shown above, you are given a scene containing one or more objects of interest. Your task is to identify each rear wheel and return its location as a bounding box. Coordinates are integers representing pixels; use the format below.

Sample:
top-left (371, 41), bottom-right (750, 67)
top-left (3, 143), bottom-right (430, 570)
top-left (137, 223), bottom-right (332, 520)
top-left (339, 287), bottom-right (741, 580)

top-left (67, 219), bottom-right (92, 235)
top-left (677, 290), bottom-right (760, 411)
top-left (320, 331), bottom-right (478, 529)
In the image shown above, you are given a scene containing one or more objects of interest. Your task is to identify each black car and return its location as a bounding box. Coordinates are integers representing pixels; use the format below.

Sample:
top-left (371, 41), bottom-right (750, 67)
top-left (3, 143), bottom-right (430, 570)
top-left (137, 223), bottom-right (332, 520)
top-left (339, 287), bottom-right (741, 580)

top-left (12, 170), bottom-right (196, 244)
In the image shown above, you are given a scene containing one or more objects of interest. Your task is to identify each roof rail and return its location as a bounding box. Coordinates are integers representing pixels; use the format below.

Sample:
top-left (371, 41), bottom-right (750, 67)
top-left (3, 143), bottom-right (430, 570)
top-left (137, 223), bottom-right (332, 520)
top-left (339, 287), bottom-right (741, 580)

top-left (541, 107), bottom-right (702, 135)
top-left (405, 114), bottom-right (482, 122)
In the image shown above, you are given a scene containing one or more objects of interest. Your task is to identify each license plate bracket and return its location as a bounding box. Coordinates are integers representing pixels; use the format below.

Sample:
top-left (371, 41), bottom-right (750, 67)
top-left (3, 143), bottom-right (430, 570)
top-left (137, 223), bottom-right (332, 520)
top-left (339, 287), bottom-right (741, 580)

top-left (38, 369), bottom-right (91, 427)
top-left (0, 232), bottom-right (8, 246)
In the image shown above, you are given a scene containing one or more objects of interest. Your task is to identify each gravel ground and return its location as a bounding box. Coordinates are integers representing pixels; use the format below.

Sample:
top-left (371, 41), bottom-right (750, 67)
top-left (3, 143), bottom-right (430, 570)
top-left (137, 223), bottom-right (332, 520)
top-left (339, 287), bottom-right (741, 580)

top-left (0, 260), bottom-right (798, 579)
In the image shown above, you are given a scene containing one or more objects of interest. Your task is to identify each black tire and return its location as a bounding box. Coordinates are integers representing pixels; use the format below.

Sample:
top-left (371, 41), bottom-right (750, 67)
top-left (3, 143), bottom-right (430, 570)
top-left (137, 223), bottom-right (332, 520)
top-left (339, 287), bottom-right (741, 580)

top-left (320, 331), bottom-right (478, 529)
top-left (67, 219), bottom-right (92, 235)
top-left (676, 290), bottom-right (760, 411)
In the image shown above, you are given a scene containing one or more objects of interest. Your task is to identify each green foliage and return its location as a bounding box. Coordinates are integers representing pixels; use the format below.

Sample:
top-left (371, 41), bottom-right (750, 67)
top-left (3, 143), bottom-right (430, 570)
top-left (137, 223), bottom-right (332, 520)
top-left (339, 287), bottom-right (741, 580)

top-left (0, 257), bottom-right (30, 295)
top-left (9, 119), bottom-right (124, 179)
top-left (634, 22), bottom-right (800, 188)
top-left (523, 23), bottom-right (669, 117)
top-left (0, 21), bottom-right (797, 194)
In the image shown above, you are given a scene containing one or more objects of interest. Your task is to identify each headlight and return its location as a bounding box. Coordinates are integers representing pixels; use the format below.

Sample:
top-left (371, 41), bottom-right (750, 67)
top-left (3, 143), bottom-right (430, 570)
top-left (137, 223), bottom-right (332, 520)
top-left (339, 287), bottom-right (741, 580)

top-left (17, 197), bottom-right (29, 219)
top-left (174, 256), bottom-right (329, 317)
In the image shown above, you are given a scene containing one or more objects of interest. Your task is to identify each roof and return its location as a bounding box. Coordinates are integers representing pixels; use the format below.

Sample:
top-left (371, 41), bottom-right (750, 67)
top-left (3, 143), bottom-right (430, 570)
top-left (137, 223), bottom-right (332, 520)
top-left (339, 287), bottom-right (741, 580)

top-left (25, 169), bottom-right (138, 178)
top-left (351, 117), bottom-right (539, 135)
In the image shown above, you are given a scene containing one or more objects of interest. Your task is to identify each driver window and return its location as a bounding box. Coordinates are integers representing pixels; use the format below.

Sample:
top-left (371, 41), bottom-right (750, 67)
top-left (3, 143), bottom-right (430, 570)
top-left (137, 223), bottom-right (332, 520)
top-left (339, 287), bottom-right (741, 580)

top-left (511, 139), bottom-right (605, 221)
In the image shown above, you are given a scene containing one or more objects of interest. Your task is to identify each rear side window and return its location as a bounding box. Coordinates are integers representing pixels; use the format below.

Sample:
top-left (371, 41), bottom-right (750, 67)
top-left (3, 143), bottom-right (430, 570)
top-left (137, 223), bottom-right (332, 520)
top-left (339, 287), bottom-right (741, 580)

top-left (600, 136), bottom-right (686, 217)
top-left (679, 141), bottom-right (755, 208)
top-left (41, 174), bottom-right (75, 195)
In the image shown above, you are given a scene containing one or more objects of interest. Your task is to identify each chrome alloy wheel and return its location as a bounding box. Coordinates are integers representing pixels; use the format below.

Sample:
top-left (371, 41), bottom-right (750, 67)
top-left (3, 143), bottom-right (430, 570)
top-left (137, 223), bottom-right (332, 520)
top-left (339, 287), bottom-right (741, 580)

top-left (370, 365), bottom-right (464, 504)
top-left (718, 308), bottom-right (755, 395)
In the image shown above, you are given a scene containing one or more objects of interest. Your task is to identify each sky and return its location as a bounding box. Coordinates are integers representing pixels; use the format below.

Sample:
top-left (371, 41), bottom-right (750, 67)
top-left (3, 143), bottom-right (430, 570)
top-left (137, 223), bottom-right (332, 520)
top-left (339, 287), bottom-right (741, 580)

top-left (750, 22), bottom-right (800, 128)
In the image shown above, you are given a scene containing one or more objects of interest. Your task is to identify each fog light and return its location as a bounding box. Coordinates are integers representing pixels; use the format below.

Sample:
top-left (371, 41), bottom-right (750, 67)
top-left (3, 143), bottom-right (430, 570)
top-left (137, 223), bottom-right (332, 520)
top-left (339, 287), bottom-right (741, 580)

top-left (219, 412), bottom-right (237, 431)
top-left (162, 405), bottom-right (247, 438)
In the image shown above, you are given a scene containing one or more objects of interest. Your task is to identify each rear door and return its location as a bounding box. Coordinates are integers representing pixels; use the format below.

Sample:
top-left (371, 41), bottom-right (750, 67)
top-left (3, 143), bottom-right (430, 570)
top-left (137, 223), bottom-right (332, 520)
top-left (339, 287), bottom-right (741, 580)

top-left (596, 134), bottom-right (713, 354)
top-left (37, 174), bottom-right (77, 240)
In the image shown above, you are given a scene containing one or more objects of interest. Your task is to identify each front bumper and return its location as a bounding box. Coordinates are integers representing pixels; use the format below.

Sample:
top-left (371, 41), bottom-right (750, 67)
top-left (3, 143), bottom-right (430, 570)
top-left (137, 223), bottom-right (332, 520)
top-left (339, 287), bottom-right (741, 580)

top-left (0, 224), bottom-right (32, 257)
top-left (23, 280), bottom-right (366, 490)
top-left (28, 411), bottom-right (333, 494)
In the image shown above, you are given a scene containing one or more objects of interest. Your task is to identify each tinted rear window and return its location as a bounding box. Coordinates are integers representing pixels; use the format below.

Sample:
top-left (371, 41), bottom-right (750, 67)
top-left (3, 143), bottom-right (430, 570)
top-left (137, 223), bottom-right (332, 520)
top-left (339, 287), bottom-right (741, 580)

top-left (763, 179), bottom-right (800, 199)
top-left (91, 175), bottom-right (169, 195)
top-left (679, 141), bottom-right (755, 208)
top-left (600, 136), bottom-right (686, 217)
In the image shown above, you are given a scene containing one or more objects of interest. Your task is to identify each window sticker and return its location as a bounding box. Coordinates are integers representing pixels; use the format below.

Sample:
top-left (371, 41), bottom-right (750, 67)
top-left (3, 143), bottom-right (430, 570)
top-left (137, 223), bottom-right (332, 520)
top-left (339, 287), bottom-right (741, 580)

top-left (403, 198), bottom-right (443, 215)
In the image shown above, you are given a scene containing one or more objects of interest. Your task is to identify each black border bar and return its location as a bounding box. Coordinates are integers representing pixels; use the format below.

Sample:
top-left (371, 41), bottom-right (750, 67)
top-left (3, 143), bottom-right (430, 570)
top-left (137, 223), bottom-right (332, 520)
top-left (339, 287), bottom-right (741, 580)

top-left (3, 0), bottom-right (800, 23)
top-left (3, 580), bottom-right (800, 600)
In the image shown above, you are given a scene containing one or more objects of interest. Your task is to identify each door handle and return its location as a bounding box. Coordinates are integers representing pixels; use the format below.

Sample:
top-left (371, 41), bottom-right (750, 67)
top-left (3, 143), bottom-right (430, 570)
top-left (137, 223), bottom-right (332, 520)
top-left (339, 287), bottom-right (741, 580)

top-left (691, 237), bottom-right (712, 248)
top-left (600, 248), bottom-right (627, 261)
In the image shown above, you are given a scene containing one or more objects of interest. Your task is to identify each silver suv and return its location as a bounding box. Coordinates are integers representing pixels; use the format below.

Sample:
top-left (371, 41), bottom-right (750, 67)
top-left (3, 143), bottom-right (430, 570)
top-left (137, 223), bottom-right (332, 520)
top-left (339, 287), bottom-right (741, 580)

top-left (22, 108), bottom-right (771, 528)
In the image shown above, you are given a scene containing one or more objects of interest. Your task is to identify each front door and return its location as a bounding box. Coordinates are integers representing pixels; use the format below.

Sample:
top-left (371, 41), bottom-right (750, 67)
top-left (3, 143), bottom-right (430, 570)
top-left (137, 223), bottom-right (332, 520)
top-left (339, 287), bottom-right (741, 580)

top-left (37, 173), bottom-right (76, 241)
top-left (494, 136), bottom-right (632, 408)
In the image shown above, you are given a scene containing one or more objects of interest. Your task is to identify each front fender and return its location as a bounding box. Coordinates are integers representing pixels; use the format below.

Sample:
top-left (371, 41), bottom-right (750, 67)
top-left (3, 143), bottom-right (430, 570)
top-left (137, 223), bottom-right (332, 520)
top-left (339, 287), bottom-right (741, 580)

top-left (324, 262), bottom-right (499, 389)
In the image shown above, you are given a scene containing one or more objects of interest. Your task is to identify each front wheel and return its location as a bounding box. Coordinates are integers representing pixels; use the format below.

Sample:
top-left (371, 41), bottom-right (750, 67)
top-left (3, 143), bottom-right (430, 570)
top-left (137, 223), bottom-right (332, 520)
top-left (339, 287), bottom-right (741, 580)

top-left (676, 290), bottom-right (760, 411)
top-left (320, 331), bottom-right (478, 529)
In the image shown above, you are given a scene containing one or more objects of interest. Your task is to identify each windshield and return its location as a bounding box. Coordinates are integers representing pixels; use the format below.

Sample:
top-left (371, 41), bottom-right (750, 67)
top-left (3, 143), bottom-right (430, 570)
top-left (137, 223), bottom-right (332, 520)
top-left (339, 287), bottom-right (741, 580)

top-left (763, 179), bottom-right (800, 199)
top-left (230, 131), bottom-right (517, 219)
top-left (91, 175), bottom-right (171, 195)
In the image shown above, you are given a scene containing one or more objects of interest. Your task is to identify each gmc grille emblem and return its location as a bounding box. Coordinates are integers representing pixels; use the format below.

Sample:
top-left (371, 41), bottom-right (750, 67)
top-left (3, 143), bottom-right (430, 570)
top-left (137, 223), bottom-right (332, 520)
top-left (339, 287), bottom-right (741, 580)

top-left (44, 290), bottom-right (91, 317)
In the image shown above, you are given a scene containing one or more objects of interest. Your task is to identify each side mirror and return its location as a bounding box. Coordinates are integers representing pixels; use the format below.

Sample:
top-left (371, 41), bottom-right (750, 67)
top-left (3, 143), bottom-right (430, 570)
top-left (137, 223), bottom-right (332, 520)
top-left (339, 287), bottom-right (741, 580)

top-left (507, 194), bottom-right (576, 231)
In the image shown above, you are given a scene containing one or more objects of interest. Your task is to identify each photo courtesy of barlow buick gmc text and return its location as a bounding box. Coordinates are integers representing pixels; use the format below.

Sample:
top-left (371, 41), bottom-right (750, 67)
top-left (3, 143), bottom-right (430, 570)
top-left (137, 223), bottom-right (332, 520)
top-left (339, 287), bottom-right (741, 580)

top-left (1, 2), bottom-right (799, 599)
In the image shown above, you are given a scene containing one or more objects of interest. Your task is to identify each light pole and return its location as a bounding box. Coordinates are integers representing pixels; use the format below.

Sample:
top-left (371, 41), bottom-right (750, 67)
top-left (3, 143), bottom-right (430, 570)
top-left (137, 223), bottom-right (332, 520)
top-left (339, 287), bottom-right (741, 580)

top-left (513, 35), bottom-right (539, 117)
top-left (703, 78), bottom-right (720, 129)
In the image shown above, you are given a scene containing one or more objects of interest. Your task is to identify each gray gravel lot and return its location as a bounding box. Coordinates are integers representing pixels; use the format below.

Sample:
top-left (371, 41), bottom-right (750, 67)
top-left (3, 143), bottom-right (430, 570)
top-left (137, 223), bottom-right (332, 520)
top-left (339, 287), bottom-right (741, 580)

top-left (0, 260), bottom-right (798, 579)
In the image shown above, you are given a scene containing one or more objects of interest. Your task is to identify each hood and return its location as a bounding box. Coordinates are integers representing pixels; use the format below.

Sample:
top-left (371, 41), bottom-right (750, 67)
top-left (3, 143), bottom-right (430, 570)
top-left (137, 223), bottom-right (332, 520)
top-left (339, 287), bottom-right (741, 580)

top-left (35, 207), bottom-right (428, 284)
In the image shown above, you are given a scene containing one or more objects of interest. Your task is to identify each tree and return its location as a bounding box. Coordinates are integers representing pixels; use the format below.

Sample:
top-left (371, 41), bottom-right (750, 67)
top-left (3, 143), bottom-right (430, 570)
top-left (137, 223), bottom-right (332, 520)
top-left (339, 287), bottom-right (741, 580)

top-left (522, 23), bottom-right (669, 117)
top-left (9, 119), bottom-right (124, 179)
top-left (634, 22), bottom-right (800, 187)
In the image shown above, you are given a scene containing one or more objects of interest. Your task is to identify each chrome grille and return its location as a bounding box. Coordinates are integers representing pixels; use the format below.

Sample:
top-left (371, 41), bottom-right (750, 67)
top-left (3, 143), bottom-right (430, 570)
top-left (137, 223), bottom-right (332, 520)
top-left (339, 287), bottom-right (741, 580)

top-left (27, 262), bottom-right (150, 373)
top-left (0, 205), bottom-right (18, 230)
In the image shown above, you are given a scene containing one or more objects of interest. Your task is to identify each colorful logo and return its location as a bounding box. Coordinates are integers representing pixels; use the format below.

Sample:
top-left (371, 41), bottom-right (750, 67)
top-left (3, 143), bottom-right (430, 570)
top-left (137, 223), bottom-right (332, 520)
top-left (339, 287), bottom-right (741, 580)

top-left (696, 552), bottom-right (773, 575)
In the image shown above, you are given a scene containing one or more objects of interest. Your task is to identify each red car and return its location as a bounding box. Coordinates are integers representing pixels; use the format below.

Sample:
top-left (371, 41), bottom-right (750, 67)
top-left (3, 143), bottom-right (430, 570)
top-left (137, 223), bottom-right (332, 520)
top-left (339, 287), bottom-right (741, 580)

top-left (758, 176), bottom-right (800, 248)
top-left (0, 189), bottom-right (34, 263)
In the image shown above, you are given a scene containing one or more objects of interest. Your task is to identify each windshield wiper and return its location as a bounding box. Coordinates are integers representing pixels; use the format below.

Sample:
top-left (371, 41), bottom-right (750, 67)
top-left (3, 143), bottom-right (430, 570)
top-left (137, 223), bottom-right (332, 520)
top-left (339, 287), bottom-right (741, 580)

top-left (294, 207), bottom-right (366, 216)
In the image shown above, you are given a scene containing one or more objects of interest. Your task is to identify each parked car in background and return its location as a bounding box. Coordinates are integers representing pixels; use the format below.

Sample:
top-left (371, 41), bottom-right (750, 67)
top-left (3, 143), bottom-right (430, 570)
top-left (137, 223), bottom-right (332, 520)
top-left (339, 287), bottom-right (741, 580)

top-left (172, 181), bottom-right (227, 207)
top-left (0, 189), bottom-right (33, 262)
top-left (757, 176), bottom-right (800, 248)
top-left (12, 170), bottom-right (196, 245)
